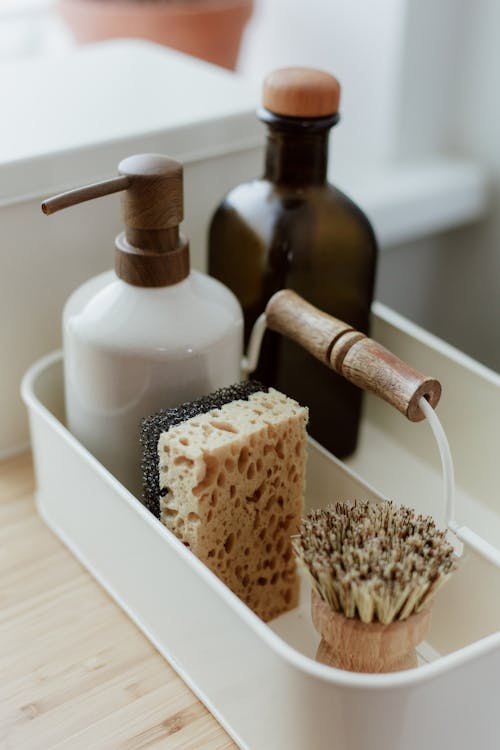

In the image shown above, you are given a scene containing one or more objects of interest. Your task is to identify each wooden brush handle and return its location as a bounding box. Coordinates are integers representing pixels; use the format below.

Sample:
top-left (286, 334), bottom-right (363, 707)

top-left (311, 590), bottom-right (431, 673)
top-left (265, 289), bottom-right (441, 422)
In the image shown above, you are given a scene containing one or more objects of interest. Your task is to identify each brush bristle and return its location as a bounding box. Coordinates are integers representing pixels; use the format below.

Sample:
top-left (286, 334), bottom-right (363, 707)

top-left (293, 501), bottom-right (456, 624)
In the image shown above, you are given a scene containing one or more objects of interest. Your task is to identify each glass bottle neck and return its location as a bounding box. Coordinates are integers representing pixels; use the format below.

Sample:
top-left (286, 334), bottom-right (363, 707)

top-left (261, 111), bottom-right (337, 186)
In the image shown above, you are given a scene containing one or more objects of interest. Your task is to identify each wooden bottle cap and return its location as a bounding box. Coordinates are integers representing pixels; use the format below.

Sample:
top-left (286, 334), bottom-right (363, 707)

top-left (118, 154), bottom-right (183, 230)
top-left (262, 67), bottom-right (341, 118)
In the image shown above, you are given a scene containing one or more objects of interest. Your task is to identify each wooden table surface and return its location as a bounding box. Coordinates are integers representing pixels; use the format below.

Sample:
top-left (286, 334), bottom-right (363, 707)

top-left (0, 453), bottom-right (237, 750)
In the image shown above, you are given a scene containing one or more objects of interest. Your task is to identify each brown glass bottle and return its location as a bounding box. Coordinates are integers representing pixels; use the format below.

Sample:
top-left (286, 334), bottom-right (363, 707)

top-left (208, 68), bottom-right (377, 458)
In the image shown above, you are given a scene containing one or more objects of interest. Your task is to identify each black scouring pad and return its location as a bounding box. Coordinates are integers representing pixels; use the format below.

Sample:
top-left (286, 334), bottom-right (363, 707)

top-left (140, 380), bottom-right (267, 518)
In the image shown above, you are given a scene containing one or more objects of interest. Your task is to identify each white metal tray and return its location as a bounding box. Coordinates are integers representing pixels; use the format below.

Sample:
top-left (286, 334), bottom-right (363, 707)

top-left (22, 304), bottom-right (500, 750)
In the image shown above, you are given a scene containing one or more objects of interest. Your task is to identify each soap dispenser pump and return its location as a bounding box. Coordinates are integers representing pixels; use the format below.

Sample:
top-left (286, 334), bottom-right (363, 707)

top-left (42, 154), bottom-right (243, 496)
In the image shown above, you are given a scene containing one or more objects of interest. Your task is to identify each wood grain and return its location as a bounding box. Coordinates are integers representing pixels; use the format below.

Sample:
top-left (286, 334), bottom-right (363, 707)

top-left (114, 234), bottom-right (190, 288)
top-left (265, 289), bottom-right (441, 421)
top-left (265, 288), bottom-right (354, 364)
top-left (41, 176), bottom-right (131, 216)
top-left (41, 154), bottom-right (189, 288)
top-left (263, 67), bottom-right (341, 117)
top-left (0, 453), bottom-right (236, 750)
top-left (119, 154), bottom-right (183, 231)
top-left (311, 590), bottom-right (431, 673)
top-left (338, 337), bottom-right (441, 422)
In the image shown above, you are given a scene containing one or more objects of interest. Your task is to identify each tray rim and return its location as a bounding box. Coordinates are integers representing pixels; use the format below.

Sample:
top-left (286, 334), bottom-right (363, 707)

top-left (21, 350), bottom-right (500, 692)
top-left (373, 301), bottom-right (500, 387)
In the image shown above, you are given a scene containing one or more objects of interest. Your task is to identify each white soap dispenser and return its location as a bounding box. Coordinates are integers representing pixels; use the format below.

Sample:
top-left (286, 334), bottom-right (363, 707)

top-left (42, 154), bottom-right (243, 496)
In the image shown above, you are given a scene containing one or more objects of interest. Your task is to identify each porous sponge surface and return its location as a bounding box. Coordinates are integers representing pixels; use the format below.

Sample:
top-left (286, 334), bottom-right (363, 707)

top-left (141, 381), bottom-right (266, 518)
top-left (158, 389), bottom-right (308, 622)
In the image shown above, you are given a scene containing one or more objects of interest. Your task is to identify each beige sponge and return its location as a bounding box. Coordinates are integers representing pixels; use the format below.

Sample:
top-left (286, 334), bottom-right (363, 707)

top-left (158, 388), bottom-right (308, 622)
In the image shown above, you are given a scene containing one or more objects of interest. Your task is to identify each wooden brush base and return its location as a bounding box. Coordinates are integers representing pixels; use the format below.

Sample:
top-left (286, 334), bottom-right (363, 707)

top-left (311, 589), bottom-right (432, 673)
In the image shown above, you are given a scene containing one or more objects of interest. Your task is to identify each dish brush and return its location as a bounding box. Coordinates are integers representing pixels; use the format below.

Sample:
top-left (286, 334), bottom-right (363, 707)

top-left (293, 501), bottom-right (456, 673)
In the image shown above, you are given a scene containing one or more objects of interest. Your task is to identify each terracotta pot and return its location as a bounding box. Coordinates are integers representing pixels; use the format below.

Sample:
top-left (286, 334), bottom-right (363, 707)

top-left (311, 589), bottom-right (432, 674)
top-left (58, 0), bottom-right (254, 70)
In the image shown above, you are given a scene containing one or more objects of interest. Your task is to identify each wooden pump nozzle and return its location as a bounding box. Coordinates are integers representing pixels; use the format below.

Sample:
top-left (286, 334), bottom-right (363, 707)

top-left (41, 154), bottom-right (189, 288)
top-left (41, 175), bottom-right (131, 215)
top-left (265, 289), bottom-right (441, 422)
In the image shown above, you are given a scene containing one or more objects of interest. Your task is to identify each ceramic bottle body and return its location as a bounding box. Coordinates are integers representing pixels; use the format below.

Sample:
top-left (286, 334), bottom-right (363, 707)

top-left (63, 269), bottom-right (243, 495)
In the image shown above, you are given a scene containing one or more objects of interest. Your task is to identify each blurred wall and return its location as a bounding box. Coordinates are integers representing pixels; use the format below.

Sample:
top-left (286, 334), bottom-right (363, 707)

top-left (378, 0), bottom-right (500, 372)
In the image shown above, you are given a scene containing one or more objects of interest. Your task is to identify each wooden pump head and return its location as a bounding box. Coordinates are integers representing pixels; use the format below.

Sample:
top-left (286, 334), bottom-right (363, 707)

top-left (41, 154), bottom-right (189, 287)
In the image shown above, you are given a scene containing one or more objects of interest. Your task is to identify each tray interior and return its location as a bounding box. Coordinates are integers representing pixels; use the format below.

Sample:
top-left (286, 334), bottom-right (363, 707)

top-left (29, 355), bottom-right (500, 670)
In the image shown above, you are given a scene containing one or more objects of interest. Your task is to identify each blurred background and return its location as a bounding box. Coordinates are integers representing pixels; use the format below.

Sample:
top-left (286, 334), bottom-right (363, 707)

top-left (0, 0), bottom-right (498, 374)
